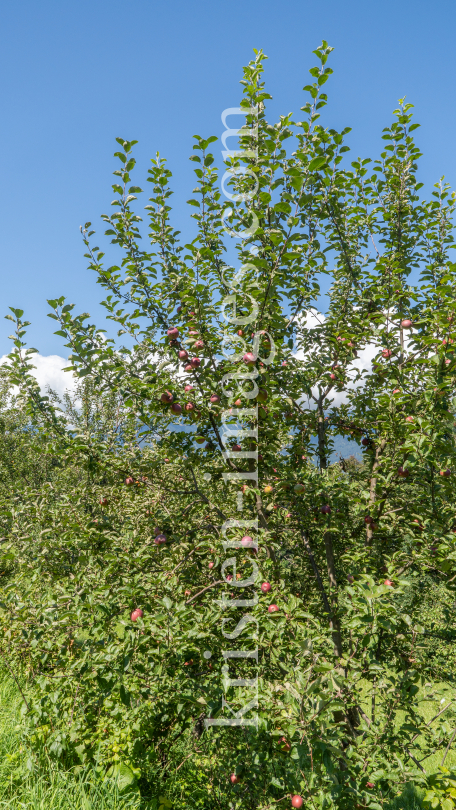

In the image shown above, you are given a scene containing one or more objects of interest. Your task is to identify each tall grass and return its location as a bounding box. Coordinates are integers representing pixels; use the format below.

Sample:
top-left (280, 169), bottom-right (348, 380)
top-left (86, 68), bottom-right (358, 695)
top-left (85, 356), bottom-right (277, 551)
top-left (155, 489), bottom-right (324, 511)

top-left (0, 673), bottom-right (140, 810)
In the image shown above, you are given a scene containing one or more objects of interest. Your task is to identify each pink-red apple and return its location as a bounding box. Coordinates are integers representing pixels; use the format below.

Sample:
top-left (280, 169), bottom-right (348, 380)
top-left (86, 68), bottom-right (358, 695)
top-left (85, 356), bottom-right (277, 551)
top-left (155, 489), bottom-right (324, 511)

top-left (261, 582), bottom-right (271, 593)
top-left (191, 357), bottom-right (201, 368)
top-left (291, 796), bottom-right (303, 808)
top-left (160, 391), bottom-right (173, 404)
top-left (167, 327), bottom-right (179, 338)
top-left (178, 350), bottom-right (188, 360)
top-left (268, 604), bottom-right (279, 613)
top-left (131, 608), bottom-right (143, 621)
top-left (171, 403), bottom-right (182, 415)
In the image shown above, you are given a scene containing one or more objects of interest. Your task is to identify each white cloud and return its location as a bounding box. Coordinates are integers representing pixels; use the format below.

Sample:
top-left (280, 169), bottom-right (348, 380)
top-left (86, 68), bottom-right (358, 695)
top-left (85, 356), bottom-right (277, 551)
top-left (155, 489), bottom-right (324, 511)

top-left (0, 353), bottom-right (76, 399)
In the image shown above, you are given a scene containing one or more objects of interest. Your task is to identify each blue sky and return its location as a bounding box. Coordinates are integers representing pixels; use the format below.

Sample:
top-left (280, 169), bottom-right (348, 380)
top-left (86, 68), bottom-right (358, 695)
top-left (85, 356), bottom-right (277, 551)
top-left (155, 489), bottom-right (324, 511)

top-left (1, 0), bottom-right (455, 363)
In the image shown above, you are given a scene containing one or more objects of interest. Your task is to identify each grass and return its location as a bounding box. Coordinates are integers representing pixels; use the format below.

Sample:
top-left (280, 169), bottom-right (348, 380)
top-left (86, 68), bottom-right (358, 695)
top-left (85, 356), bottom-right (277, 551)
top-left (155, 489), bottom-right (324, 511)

top-left (0, 674), bottom-right (140, 810)
top-left (0, 670), bottom-right (454, 809)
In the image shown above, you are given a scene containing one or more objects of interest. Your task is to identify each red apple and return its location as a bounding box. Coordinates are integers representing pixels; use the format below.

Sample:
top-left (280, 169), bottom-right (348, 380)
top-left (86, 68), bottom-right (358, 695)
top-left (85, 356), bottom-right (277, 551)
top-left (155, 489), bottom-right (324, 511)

top-left (188, 328), bottom-right (198, 336)
top-left (282, 360), bottom-right (288, 367)
top-left (99, 497), bottom-right (108, 506)
top-left (237, 329), bottom-right (243, 337)
top-left (241, 535), bottom-right (253, 547)
top-left (392, 388), bottom-right (401, 394)
top-left (330, 373), bottom-right (336, 380)
top-left (184, 384), bottom-right (193, 392)
top-left (405, 416), bottom-right (413, 423)
top-left (234, 398), bottom-right (242, 407)
top-left (321, 504), bottom-right (331, 515)
top-left (125, 477), bottom-right (134, 486)
top-left (210, 394), bottom-right (220, 404)
top-left (209, 561), bottom-right (214, 569)
top-left (384, 579), bottom-right (393, 587)
top-left (400, 320), bottom-right (412, 329)
top-left (226, 574), bottom-right (233, 582)
top-left (184, 364), bottom-right (193, 372)
top-left (291, 796), bottom-right (303, 808)
top-left (261, 582), bottom-right (271, 593)
top-left (382, 349), bottom-right (392, 358)
top-left (397, 466), bottom-right (409, 478)
top-left (131, 608), bottom-right (143, 621)
top-left (361, 437), bottom-right (369, 446)
top-left (191, 357), bottom-right (201, 368)
top-left (347, 574), bottom-right (354, 584)
top-left (230, 774), bottom-right (239, 785)
top-left (160, 391), bottom-right (173, 404)
top-left (171, 403), bottom-right (182, 415)
top-left (178, 350), bottom-right (188, 360)
top-left (167, 327), bottom-right (179, 338)
top-left (268, 604), bottom-right (279, 613)
top-left (154, 533), bottom-right (167, 545)
top-left (232, 444), bottom-right (242, 452)
top-left (366, 781), bottom-right (375, 789)
top-left (184, 589), bottom-right (191, 597)
top-left (194, 340), bottom-right (204, 350)
top-left (243, 352), bottom-right (256, 365)
top-left (364, 516), bottom-right (373, 524)
top-left (440, 469), bottom-right (451, 477)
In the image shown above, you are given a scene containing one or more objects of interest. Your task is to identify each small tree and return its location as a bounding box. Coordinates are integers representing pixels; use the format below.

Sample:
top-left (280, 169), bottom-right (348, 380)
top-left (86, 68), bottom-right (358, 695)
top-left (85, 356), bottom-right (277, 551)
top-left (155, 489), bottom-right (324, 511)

top-left (3, 41), bottom-right (456, 808)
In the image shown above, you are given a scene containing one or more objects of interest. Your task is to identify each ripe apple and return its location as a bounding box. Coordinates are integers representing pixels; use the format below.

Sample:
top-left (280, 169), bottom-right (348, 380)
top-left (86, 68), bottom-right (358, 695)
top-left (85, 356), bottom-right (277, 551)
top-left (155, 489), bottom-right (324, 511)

top-left (131, 608), bottom-right (143, 621)
top-left (230, 774), bottom-right (239, 785)
top-left (194, 340), bottom-right (204, 350)
top-left (392, 388), bottom-right (401, 394)
top-left (384, 579), bottom-right (393, 587)
top-left (210, 394), bottom-right (220, 404)
top-left (184, 384), bottom-right (194, 392)
top-left (382, 349), bottom-right (392, 358)
top-left (257, 389), bottom-right (268, 402)
top-left (361, 437), bottom-right (369, 446)
top-left (364, 516), bottom-right (373, 524)
top-left (282, 360), bottom-right (288, 367)
top-left (321, 504), bottom-right (331, 515)
top-left (261, 582), bottom-right (271, 593)
top-left (243, 352), bottom-right (256, 365)
top-left (234, 398), bottom-right (242, 407)
top-left (184, 364), bottom-right (193, 372)
top-left (347, 574), bottom-right (354, 584)
top-left (188, 328), bottom-right (199, 336)
top-left (226, 574), bottom-right (233, 582)
top-left (264, 484), bottom-right (273, 494)
top-left (405, 416), bottom-right (413, 423)
top-left (125, 477), bottom-right (134, 486)
top-left (401, 319), bottom-right (412, 329)
top-left (184, 402), bottom-right (194, 412)
top-left (171, 403), bottom-right (182, 415)
top-left (209, 562), bottom-right (214, 569)
top-left (397, 466), bottom-right (410, 478)
top-left (160, 391), bottom-right (173, 404)
top-left (294, 483), bottom-right (305, 494)
top-left (268, 604), bottom-right (279, 613)
top-left (184, 589), bottom-right (191, 597)
top-left (440, 469), bottom-right (451, 477)
top-left (291, 796), bottom-right (303, 808)
top-left (232, 444), bottom-right (242, 452)
top-left (178, 350), bottom-right (188, 360)
top-left (154, 533), bottom-right (167, 545)
top-left (99, 497), bottom-right (108, 506)
top-left (191, 357), bottom-right (201, 368)
top-left (241, 535), bottom-right (253, 546)
top-left (366, 781), bottom-right (375, 789)
top-left (167, 327), bottom-right (179, 338)
top-left (330, 373), bottom-right (336, 380)
top-left (195, 435), bottom-right (205, 444)
top-left (237, 329), bottom-right (243, 337)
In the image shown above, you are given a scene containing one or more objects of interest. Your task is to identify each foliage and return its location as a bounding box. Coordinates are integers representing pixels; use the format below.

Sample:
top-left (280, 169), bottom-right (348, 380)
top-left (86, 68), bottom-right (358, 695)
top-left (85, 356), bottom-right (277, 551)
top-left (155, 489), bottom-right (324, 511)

top-left (2, 40), bottom-right (456, 809)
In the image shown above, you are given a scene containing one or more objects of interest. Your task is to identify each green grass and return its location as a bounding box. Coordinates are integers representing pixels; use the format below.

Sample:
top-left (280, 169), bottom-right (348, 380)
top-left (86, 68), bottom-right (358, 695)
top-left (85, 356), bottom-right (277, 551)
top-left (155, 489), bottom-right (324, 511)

top-left (0, 670), bottom-right (454, 809)
top-left (0, 674), bottom-right (140, 810)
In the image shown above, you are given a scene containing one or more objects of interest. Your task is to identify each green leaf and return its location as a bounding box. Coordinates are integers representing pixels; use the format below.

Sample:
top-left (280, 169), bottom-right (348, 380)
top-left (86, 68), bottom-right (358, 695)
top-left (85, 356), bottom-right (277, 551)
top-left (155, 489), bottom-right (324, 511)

top-left (309, 156), bottom-right (328, 172)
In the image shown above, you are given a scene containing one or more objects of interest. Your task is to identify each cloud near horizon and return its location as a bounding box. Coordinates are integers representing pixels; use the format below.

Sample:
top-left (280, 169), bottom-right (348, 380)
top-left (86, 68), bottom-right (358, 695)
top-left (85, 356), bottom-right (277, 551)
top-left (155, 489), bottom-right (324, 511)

top-left (0, 353), bottom-right (76, 399)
